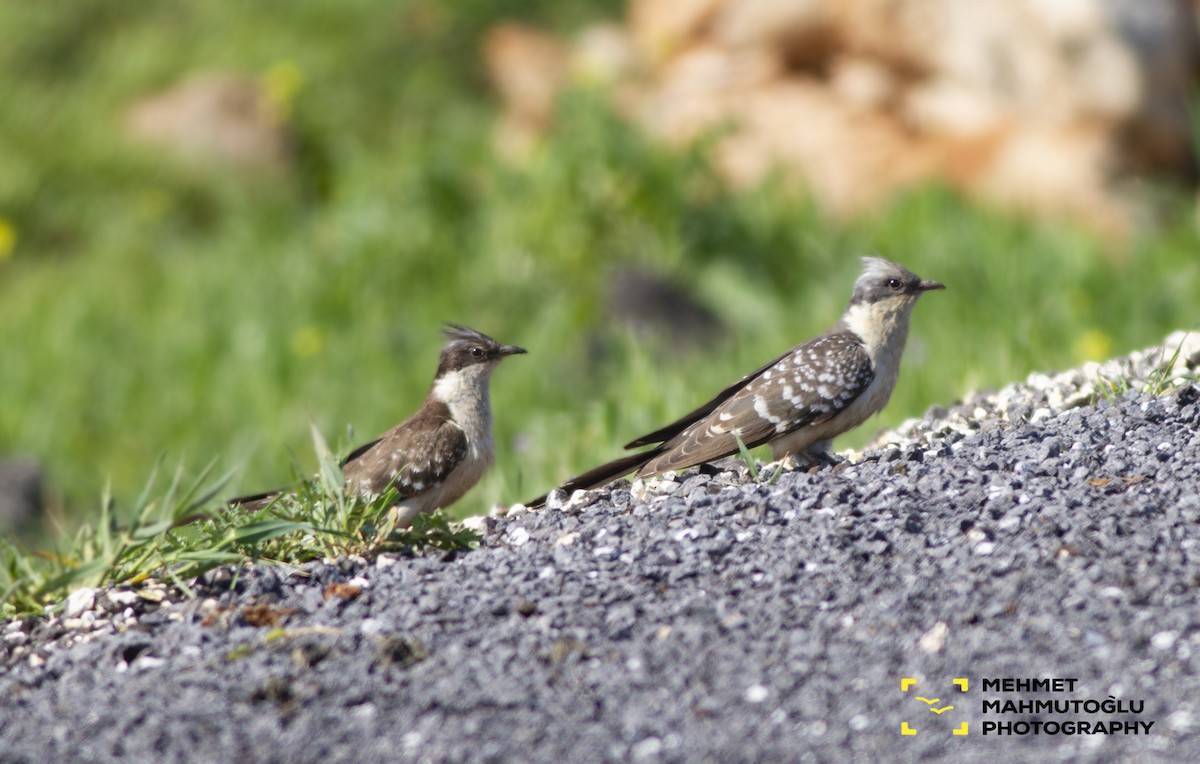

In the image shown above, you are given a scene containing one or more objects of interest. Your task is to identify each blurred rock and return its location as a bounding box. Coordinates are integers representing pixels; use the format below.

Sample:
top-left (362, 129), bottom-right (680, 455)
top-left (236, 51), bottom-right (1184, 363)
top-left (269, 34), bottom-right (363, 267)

top-left (483, 23), bottom-right (570, 158)
top-left (628, 0), bottom-right (724, 63)
top-left (607, 266), bottom-right (725, 348)
top-left (124, 74), bottom-right (293, 171)
top-left (486, 0), bottom-right (1200, 232)
top-left (0, 457), bottom-right (44, 531)
top-left (573, 23), bottom-right (641, 87)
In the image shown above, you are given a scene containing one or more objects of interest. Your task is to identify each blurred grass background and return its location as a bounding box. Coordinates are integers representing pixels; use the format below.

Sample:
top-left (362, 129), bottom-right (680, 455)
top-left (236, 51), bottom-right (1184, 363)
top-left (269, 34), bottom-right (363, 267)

top-left (1, 0), bottom-right (1198, 536)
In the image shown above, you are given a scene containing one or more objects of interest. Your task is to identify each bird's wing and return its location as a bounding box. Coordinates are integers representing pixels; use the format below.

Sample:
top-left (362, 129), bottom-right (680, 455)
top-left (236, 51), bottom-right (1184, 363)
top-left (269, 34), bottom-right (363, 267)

top-left (643, 333), bottom-right (875, 474)
top-left (342, 412), bottom-right (469, 498)
top-left (624, 348), bottom-right (794, 448)
top-left (340, 438), bottom-right (382, 467)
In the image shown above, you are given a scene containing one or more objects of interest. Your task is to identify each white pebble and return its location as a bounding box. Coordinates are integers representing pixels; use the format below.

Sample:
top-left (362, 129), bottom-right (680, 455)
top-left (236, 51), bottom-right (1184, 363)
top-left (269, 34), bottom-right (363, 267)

top-left (630, 737), bottom-right (663, 760)
top-left (460, 515), bottom-right (490, 534)
top-left (64, 588), bottom-right (97, 619)
top-left (744, 684), bottom-right (770, 703)
top-left (1151, 631), bottom-right (1178, 651)
top-left (918, 621), bottom-right (949, 654)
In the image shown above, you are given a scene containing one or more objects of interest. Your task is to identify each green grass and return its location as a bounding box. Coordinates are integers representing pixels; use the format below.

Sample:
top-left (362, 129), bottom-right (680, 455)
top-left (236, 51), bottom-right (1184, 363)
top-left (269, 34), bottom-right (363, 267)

top-left (0, 426), bottom-right (480, 618)
top-left (2, 1), bottom-right (1200, 610)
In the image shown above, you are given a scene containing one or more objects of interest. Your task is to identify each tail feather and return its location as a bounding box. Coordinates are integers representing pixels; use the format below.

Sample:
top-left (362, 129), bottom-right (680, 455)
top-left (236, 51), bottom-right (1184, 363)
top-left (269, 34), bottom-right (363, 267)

top-left (526, 449), bottom-right (661, 508)
top-left (227, 488), bottom-right (287, 511)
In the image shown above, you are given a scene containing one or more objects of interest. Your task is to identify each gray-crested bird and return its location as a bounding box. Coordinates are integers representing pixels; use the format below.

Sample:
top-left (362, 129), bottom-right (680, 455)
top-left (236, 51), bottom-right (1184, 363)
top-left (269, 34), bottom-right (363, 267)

top-left (231, 325), bottom-right (526, 526)
top-left (528, 257), bottom-right (943, 506)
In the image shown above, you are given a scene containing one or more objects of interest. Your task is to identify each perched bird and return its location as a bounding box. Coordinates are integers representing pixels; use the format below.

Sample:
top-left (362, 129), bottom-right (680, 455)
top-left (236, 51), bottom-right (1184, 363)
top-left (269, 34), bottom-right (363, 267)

top-left (529, 257), bottom-right (943, 506)
top-left (232, 325), bottom-right (526, 526)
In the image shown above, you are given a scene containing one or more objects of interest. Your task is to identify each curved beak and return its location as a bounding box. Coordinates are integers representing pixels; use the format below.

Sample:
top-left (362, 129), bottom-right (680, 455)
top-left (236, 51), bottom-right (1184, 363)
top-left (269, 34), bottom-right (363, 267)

top-left (917, 279), bottom-right (945, 292)
top-left (499, 344), bottom-right (527, 357)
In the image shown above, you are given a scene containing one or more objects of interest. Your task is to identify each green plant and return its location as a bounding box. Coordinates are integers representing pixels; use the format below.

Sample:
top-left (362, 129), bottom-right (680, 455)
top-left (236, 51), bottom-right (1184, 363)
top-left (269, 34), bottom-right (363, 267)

top-left (733, 433), bottom-right (760, 482)
top-left (1095, 333), bottom-right (1195, 403)
top-left (0, 429), bottom-right (480, 617)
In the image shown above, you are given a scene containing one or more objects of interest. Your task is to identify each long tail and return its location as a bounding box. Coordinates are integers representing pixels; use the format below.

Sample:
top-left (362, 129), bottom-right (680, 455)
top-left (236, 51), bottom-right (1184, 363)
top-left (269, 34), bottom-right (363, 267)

top-left (525, 449), bottom-right (663, 508)
top-left (226, 487), bottom-right (287, 511)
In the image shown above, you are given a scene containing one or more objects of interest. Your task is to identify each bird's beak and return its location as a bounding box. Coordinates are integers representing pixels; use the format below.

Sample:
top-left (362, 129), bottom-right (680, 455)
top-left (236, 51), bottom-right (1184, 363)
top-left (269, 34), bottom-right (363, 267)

top-left (499, 344), bottom-right (527, 357)
top-left (916, 279), bottom-right (945, 292)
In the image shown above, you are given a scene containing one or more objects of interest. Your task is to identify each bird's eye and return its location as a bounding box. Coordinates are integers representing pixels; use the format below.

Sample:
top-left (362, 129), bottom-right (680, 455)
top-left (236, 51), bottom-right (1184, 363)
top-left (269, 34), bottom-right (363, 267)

top-left (470, 346), bottom-right (485, 358)
top-left (887, 278), bottom-right (903, 290)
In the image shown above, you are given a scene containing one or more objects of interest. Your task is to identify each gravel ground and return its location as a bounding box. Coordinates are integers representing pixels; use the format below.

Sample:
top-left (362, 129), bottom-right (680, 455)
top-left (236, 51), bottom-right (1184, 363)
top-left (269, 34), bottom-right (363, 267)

top-left (2, 332), bottom-right (1199, 763)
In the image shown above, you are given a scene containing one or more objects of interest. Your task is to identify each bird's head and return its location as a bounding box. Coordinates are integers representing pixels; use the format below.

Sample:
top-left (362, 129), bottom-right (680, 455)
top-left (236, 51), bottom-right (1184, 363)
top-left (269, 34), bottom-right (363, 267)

top-left (435, 324), bottom-right (526, 381)
top-left (841, 257), bottom-right (943, 346)
top-left (848, 257), bottom-right (944, 311)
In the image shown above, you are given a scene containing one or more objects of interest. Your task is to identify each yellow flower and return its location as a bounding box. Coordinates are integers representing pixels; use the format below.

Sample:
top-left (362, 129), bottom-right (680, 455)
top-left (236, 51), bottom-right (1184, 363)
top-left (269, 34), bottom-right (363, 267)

top-left (0, 218), bottom-right (16, 261)
top-left (1073, 329), bottom-right (1112, 362)
top-left (263, 61), bottom-right (304, 120)
top-left (290, 326), bottom-right (324, 359)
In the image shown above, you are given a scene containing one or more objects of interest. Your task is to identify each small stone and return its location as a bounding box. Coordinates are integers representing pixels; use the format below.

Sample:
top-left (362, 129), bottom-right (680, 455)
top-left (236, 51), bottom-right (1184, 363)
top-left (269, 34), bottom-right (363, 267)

top-left (565, 490), bottom-right (599, 511)
top-left (1166, 709), bottom-right (1195, 732)
top-left (1151, 631), bottom-right (1178, 651)
top-left (655, 481), bottom-right (681, 496)
top-left (137, 588), bottom-right (166, 603)
top-left (63, 588), bottom-right (97, 619)
top-left (918, 621), bottom-right (949, 654)
top-left (133, 656), bottom-right (165, 671)
top-left (460, 515), bottom-right (491, 534)
top-left (630, 480), bottom-right (651, 503)
top-left (630, 738), bottom-right (663, 760)
top-left (105, 590), bottom-right (140, 609)
top-left (515, 599), bottom-right (538, 617)
top-left (744, 684), bottom-right (770, 703)
top-left (507, 527), bottom-right (531, 547)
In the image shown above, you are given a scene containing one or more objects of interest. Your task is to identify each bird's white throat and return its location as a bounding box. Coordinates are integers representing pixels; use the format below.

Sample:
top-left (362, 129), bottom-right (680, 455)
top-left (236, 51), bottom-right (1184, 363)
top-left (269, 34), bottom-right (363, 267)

top-left (431, 364), bottom-right (496, 449)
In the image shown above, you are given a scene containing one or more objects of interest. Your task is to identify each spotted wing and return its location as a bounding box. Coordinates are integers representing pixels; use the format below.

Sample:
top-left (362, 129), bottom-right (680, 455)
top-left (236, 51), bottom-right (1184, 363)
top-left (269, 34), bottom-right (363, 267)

top-left (342, 408), bottom-right (468, 498)
top-left (643, 333), bottom-right (874, 473)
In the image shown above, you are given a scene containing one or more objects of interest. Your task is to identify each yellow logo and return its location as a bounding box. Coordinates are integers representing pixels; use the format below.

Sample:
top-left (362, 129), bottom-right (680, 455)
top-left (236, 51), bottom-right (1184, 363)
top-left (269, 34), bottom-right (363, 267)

top-left (901, 678), bottom-right (970, 735)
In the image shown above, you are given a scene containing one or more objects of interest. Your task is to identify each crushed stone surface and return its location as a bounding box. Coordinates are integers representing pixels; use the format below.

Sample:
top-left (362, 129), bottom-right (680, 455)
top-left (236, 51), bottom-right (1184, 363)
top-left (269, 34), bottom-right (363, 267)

top-left (2, 332), bottom-right (1199, 763)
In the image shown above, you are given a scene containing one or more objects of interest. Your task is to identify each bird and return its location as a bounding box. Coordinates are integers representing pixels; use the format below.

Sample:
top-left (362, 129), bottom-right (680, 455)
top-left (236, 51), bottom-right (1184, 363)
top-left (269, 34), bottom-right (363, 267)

top-left (231, 325), bottom-right (526, 526)
top-left (528, 257), bottom-right (943, 506)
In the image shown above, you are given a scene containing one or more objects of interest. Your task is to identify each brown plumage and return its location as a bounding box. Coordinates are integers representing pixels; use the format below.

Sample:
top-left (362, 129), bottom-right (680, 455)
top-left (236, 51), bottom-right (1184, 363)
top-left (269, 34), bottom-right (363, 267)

top-left (230, 325), bottom-right (525, 526)
top-left (527, 258), bottom-right (943, 507)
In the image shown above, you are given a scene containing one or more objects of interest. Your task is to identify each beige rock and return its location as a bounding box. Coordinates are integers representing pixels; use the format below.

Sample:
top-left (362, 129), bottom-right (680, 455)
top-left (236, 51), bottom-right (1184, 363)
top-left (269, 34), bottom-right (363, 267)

top-left (483, 23), bottom-right (569, 126)
top-left (483, 23), bottom-right (571, 157)
top-left (712, 0), bottom-right (837, 70)
top-left (828, 55), bottom-right (899, 112)
top-left (484, 0), bottom-right (1200, 231)
top-left (628, 0), bottom-right (724, 63)
top-left (965, 121), bottom-right (1126, 229)
top-left (572, 23), bottom-right (640, 87)
top-left (638, 43), bottom-right (782, 138)
top-left (709, 80), bottom-right (938, 214)
top-left (124, 74), bottom-right (291, 170)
